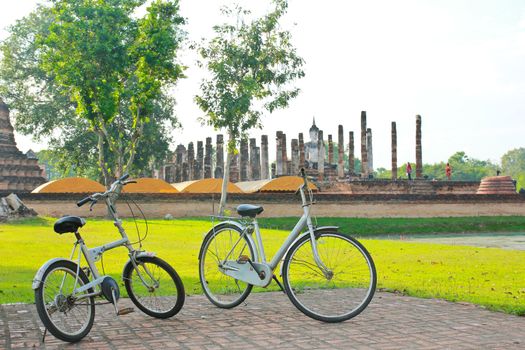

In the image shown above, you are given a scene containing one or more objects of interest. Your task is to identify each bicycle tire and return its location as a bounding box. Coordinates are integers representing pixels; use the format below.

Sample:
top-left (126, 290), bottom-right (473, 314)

top-left (123, 256), bottom-right (185, 319)
top-left (199, 224), bottom-right (255, 308)
top-left (34, 260), bottom-right (95, 343)
top-left (282, 231), bottom-right (376, 323)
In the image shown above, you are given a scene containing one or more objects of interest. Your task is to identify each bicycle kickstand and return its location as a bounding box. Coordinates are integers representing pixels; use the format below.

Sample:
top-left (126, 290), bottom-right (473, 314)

top-left (111, 289), bottom-right (134, 316)
top-left (272, 275), bottom-right (286, 294)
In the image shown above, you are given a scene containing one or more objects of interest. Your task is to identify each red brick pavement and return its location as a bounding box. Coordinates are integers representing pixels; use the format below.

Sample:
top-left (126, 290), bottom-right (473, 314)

top-left (1, 292), bottom-right (524, 349)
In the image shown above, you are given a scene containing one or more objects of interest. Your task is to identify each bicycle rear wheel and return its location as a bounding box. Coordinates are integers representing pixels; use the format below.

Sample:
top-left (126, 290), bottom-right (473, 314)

top-left (123, 256), bottom-right (185, 319)
top-left (199, 224), bottom-right (255, 308)
top-left (34, 260), bottom-right (95, 342)
top-left (282, 231), bottom-right (376, 322)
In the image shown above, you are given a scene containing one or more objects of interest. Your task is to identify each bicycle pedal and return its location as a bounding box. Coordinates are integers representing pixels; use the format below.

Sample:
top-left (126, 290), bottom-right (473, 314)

top-left (117, 307), bottom-right (135, 316)
top-left (237, 255), bottom-right (250, 263)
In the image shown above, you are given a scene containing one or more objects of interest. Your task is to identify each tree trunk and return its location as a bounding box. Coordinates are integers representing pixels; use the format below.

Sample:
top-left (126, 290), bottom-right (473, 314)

top-left (219, 149), bottom-right (232, 216)
top-left (96, 130), bottom-right (111, 188)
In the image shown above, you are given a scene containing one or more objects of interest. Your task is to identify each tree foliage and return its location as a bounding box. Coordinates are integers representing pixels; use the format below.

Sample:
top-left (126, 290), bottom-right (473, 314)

top-left (375, 151), bottom-right (498, 181)
top-left (0, 0), bottom-right (185, 185)
top-left (501, 148), bottom-right (525, 191)
top-left (195, 0), bottom-right (304, 213)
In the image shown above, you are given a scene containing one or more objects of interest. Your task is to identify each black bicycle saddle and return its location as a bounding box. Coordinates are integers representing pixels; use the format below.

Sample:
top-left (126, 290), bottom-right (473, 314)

top-left (54, 216), bottom-right (86, 234)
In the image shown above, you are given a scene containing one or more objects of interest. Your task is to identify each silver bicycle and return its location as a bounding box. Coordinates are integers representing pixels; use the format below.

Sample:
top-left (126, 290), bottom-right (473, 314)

top-left (32, 174), bottom-right (185, 343)
top-left (199, 168), bottom-right (376, 322)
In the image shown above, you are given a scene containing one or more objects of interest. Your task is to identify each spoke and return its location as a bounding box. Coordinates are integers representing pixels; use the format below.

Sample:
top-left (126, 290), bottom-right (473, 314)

top-left (290, 258), bottom-right (328, 279)
top-left (286, 234), bottom-right (374, 319)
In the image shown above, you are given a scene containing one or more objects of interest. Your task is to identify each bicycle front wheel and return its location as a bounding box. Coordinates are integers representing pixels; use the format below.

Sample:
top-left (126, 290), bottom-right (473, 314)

top-left (282, 231), bottom-right (376, 322)
top-left (34, 260), bottom-right (95, 343)
top-left (199, 224), bottom-right (255, 308)
top-left (123, 256), bottom-right (185, 319)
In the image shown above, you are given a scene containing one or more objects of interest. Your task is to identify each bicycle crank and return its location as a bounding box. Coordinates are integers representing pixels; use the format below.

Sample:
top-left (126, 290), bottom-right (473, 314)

top-left (221, 259), bottom-right (273, 287)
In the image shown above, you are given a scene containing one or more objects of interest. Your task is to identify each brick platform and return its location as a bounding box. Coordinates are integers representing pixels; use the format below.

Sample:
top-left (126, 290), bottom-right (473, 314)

top-left (1, 292), bottom-right (524, 349)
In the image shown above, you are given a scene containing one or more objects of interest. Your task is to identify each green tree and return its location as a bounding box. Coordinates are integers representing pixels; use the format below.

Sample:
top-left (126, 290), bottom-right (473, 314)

top-left (0, 0), bottom-right (185, 186)
top-left (376, 152), bottom-right (498, 181)
top-left (501, 148), bottom-right (525, 191)
top-left (195, 0), bottom-right (304, 214)
top-left (446, 151), bottom-right (497, 181)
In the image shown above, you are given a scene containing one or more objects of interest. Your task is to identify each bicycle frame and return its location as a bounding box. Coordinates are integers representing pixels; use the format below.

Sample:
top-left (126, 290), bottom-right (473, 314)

top-left (218, 182), bottom-right (332, 286)
top-left (57, 183), bottom-right (157, 299)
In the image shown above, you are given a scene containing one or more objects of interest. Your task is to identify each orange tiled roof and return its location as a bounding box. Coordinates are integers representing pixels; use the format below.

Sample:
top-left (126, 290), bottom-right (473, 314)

top-left (259, 176), bottom-right (318, 192)
top-left (122, 178), bottom-right (179, 193)
top-left (32, 177), bottom-right (106, 193)
top-left (172, 178), bottom-right (243, 194)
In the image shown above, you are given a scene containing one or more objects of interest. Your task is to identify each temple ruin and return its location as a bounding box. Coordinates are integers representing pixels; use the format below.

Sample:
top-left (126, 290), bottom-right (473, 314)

top-left (161, 112), bottom-right (424, 185)
top-left (0, 98), bottom-right (46, 192)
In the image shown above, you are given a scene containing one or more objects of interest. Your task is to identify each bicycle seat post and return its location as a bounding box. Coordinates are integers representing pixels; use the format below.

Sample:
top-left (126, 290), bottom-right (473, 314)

top-left (252, 217), bottom-right (266, 263)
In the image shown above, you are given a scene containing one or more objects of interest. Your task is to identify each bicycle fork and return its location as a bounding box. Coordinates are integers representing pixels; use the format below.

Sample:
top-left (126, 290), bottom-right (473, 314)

top-left (305, 211), bottom-right (333, 280)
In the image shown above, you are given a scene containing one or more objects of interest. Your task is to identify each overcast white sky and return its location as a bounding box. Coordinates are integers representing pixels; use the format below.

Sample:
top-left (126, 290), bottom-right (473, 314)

top-left (1, 0), bottom-right (524, 169)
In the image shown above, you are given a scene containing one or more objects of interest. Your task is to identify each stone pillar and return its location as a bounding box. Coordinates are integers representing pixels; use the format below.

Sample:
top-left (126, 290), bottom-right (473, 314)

top-left (249, 138), bottom-right (260, 180)
top-left (282, 133), bottom-right (288, 175)
top-left (215, 134), bottom-right (224, 178)
top-left (164, 165), bottom-right (174, 183)
top-left (391, 122), bottom-right (397, 180)
top-left (240, 139), bottom-right (249, 181)
top-left (298, 133), bottom-right (305, 169)
top-left (366, 128), bottom-right (373, 176)
top-left (196, 141), bottom-right (204, 179)
top-left (349, 131), bottom-right (355, 176)
top-left (182, 162), bottom-right (189, 181)
top-left (338, 125), bottom-right (344, 178)
top-left (360, 111), bottom-right (368, 178)
top-left (261, 135), bottom-right (269, 179)
top-left (291, 139), bottom-right (299, 176)
top-left (204, 137), bottom-right (212, 178)
top-left (229, 152), bottom-right (239, 183)
top-left (416, 115), bottom-right (423, 179)
top-left (187, 142), bottom-right (195, 180)
top-left (175, 165), bottom-right (181, 183)
top-left (271, 163), bottom-right (276, 179)
top-left (175, 144), bottom-right (186, 183)
top-left (276, 131), bottom-right (283, 176)
top-left (318, 130), bottom-right (325, 181)
top-left (253, 146), bottom-right (261, 180)
top-left (328, 135), bottom-right (334, 165)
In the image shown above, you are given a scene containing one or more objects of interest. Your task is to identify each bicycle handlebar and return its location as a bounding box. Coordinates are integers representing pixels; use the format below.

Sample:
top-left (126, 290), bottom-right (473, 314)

top-left (299, 168), bottom-right (308, 188)
top-left (77, 196), bottom-right (92, 207)
top-left (77, 174), bottom-right (133, 208)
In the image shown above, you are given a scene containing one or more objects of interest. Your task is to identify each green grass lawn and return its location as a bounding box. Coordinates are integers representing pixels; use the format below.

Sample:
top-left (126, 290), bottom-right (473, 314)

top-left (255, 216), bottom-right (525, 236)
top-left (1, 216), bottom-right (524, 315)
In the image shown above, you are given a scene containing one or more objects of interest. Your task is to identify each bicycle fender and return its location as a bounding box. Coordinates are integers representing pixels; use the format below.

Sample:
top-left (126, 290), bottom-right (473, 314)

top-left (32, 258), bottom-right (76, 290)
top-left (198, 220), bottom-right (258, 262)
top-left (278, 226), bottom-right (339, 276)
top-left (312, 226), bottom-right (339, 235)
top-left (121, 251), bottom-right (157, 276)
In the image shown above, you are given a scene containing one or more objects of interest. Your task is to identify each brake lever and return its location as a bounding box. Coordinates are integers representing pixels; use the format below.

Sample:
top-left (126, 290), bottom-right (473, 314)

top-left (89, 200), bottom-right (98, 212)
top-left (295, 184), bottom-right (305, 196)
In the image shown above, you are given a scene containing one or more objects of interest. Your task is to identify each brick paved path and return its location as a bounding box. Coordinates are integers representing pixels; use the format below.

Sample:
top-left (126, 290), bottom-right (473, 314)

top-left (1, 292), bottom-right (524, 349)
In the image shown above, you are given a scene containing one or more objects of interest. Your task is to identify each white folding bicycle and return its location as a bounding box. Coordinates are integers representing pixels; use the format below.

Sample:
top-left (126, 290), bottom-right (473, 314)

top-left (199, 169), bottom-right (376, 322)
top-left (32, 174), bottom-right (185, 343)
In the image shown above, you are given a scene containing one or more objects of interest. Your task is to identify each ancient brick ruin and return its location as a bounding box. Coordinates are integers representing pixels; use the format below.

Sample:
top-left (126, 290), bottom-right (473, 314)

top-left (0, 99), bottom-right (46, 192)
top-left (160, 112), bottom-right (425, 185)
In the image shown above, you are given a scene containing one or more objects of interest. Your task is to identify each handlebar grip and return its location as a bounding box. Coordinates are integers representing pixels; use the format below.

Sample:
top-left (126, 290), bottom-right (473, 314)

top-left (300, 168), bottom-right (306, 178)
top-left (299, 167), bottom-right (308, 187)
top-left (77, 197), bottom-right (92, 207)
top-left (119, 173), bottom-right (130, 182)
